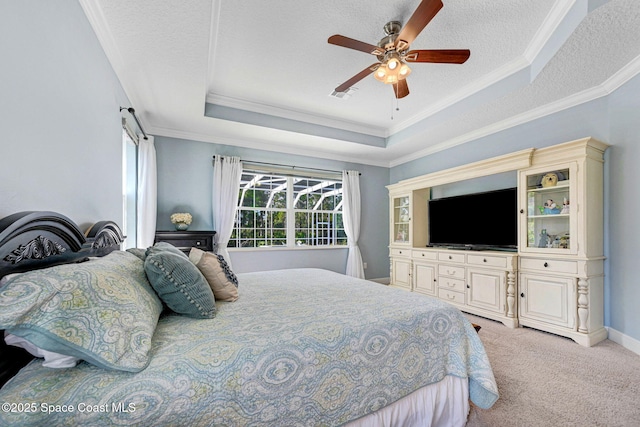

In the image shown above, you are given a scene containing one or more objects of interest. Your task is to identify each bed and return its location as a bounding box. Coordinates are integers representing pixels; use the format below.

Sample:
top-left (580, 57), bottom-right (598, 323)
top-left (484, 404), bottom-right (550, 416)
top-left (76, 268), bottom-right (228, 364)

top-left (0, 211), bottom-right (498, 426)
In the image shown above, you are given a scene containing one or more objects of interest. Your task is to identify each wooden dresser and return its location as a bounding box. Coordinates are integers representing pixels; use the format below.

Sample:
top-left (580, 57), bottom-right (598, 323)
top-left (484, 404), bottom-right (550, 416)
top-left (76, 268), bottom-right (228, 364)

top-left (154, 231), bottom-right (216, 254)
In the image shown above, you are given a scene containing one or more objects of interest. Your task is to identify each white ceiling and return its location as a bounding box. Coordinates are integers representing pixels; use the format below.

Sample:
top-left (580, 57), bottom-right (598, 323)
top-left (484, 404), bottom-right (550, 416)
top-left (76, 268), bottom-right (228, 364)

top-left (81, 0), bottom-right (640, 167)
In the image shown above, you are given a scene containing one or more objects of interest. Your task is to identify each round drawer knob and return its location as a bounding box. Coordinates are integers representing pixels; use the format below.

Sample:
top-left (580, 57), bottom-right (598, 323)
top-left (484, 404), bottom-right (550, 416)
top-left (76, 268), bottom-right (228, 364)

top-left (544, 262), bottom-right (549, 268)
top-left (520, 293), bottom-right (525, 298)
top-left (449, 255), bottom-right (452, 259)
top-left (483, 258), bottom-right (487, 263)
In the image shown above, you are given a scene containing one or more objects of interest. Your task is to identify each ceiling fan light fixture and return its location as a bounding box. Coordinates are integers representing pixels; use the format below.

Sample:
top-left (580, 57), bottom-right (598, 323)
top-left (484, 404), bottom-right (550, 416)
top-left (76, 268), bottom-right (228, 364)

top-left (373, 57), bottom-right (411, 85)
top-left (374, 64), bottom-right (388, 83)
top-left (399, 62), bottom-right (411, 78)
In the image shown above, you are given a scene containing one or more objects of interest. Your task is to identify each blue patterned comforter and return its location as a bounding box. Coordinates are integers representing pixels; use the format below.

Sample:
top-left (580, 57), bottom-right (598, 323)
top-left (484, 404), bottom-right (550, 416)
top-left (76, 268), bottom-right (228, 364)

top-left (0, 268), bottom-right (498, 426)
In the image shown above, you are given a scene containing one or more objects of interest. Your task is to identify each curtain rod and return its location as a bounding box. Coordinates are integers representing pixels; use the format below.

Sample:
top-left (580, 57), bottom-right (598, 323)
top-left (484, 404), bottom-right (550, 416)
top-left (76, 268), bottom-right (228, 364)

top-left (120, 107), bottom-right (148, 140)
top-left (212, 156), bottom-right (360, 176)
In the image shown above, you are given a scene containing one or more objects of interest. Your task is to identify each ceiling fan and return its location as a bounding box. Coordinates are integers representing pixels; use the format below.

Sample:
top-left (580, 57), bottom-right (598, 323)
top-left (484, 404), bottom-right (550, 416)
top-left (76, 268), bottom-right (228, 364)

top-left (328, 0), bottom-right (470, 99)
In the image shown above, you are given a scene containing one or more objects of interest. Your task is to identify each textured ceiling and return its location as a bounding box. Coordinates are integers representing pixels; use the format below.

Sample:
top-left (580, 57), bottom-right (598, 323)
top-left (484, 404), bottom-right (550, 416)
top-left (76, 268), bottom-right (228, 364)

top-left (81, 0), bottom-right (640, 166)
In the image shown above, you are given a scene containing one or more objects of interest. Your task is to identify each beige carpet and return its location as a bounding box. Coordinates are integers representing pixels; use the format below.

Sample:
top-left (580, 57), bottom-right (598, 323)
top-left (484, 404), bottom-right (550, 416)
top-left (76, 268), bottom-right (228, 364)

top-left (464, 314), bottom-right (640, 427)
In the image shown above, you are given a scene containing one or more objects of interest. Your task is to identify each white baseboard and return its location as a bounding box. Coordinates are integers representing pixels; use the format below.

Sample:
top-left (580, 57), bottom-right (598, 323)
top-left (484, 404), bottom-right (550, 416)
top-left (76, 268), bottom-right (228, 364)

top-left (606, 327), bottom-right (640, 356)
top-left (368, 276), bottom-right (390, 285)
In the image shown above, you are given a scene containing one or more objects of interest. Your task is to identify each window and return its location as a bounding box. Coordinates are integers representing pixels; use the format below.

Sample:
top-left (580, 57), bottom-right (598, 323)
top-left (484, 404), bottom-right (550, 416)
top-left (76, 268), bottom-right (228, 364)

top-left (229, 170), bottom-right (346, 248)
top-left (122, 129), bottom-right (137, 249)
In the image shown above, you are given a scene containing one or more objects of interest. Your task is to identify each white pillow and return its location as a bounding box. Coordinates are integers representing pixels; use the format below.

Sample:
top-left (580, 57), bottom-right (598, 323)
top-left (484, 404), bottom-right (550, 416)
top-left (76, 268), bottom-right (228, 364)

top-left (4, 333), bottom-right (80, 369)
top-left (0, 273), bottom-right (18, 286)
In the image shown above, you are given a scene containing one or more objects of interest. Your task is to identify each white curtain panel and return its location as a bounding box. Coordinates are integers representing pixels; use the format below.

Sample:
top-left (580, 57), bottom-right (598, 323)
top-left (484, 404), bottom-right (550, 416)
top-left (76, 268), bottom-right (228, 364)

top-left (136, 135), bottom-right (157, 248)
top-left (342, 170), bottom-right (365, 278)
top-left (212, 156), bottom-right (242, 268)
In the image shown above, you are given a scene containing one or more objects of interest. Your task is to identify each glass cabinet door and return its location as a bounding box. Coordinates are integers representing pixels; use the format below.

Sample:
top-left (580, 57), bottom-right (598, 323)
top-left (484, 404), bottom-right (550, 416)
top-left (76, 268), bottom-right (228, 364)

top-left (520, 164), bottom-right (576, 254)
top-left (393, 195), bottom-right (411, 244)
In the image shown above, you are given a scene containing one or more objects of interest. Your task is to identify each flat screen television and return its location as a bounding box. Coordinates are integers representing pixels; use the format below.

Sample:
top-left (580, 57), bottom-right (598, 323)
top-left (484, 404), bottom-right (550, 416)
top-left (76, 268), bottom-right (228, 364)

top-left (428, 187), bottom-right (517, 251)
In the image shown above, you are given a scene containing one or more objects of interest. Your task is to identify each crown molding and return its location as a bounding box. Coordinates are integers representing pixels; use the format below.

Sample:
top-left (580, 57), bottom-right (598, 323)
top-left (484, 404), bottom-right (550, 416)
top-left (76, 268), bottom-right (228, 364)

top-left (387, 57), bottom-right (531, 136)
top-left (147, 124), bottom-right (391, 168)
top-left (601, 54), bottom-right (640, 93)
top-left (524, 0), bottom-right (583, 64)
top-left (206, 0), bottom-right (223, 91)
top-left (389, 80), bottom-right (613, 168)
top-left (207, 94), bottom-right (388, 138)
top-left (78, 0), bottom-right (151, 130)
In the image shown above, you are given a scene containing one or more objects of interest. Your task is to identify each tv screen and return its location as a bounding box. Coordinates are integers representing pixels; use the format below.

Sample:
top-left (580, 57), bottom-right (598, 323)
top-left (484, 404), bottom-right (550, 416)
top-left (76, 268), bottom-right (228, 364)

top-left (428, 187), bottom-right (517, 250)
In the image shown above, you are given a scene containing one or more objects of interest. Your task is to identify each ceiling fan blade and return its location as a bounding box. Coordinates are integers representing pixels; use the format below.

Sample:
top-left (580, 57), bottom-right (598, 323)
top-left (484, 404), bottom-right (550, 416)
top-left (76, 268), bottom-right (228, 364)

top-left (328, 35), bottom-right (385, 56)
top-left (405, 49), bottom-right (470, 64)
top-left (395, 0), bottom-right (443, 51)
top-left (393, 79), bottom-right (409, 99)
top-left (335, 63), bottom-right (380, 93)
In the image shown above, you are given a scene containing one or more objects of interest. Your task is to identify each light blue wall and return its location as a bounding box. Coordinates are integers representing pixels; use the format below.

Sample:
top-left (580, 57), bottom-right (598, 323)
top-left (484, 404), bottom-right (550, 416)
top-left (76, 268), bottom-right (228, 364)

top-left (607, 74), bottom-right (640, 342)
top-left (391, 98), bottom-right (610, 183)
top-left (154, 136), bottom-right (390, 280)
top-left (390, 77), bottom-right (640, 343)
top-left (0, 0), bottom-right (129, 229)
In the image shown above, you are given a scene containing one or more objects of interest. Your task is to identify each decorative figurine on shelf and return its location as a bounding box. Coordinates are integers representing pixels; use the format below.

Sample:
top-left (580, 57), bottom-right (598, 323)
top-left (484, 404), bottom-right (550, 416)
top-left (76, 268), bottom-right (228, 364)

top-left (171, 212), bottom-right (193, 231)
top-left (538, 229), bottom-right (549, 248)
top-left (547, 233), bottom-right (556, 248)
top-left (541, 172), bottom-right (559, 187)
top-left (543, 199), bottom-right (561, 214)
top-left (559, 233), bottom-right (570, 249)
top-left (561, 197), bottom-right (570, 214)
top-left (400, 207), bottom-right (409, 222)
top-left (551, 232), bottom-right (570, 249)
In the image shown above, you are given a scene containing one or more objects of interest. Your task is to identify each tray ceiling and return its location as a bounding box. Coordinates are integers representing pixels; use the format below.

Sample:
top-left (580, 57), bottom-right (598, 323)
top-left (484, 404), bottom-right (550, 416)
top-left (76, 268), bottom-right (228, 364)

top-left (81, 0), bottom-right (639, 166)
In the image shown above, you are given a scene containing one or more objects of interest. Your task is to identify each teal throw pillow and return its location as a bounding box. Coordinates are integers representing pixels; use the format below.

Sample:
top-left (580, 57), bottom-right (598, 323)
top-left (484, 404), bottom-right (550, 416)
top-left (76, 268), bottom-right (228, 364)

top-left (144, 243), bottom-right (216, 319)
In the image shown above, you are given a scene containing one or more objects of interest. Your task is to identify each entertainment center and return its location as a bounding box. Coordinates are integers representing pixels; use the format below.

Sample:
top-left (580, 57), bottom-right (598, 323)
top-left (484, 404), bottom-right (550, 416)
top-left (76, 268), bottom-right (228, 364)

top-left (387, 137), bottom-right (608, 346)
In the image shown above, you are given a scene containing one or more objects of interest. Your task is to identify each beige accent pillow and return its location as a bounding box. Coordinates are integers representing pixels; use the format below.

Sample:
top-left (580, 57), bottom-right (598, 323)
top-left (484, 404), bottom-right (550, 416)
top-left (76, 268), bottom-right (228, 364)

top-left (189, 248), bottom-right (239, 302)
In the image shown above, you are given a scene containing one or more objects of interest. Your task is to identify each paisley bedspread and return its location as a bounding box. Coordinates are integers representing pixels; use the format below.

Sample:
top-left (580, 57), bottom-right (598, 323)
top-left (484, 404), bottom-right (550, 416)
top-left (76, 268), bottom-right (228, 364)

top-left (0, 268), bottom-right (498, 426)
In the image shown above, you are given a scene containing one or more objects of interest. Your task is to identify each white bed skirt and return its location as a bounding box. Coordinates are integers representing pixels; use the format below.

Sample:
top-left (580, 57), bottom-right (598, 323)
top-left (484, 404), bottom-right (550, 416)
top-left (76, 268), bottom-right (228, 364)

top-left (345, 375), bottom-right (470, 427)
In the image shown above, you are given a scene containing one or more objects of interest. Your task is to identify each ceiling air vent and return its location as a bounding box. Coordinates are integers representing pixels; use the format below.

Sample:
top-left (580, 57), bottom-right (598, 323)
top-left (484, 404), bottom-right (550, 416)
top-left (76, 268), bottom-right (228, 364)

top-left (330, 87), bottom-right (357, 99)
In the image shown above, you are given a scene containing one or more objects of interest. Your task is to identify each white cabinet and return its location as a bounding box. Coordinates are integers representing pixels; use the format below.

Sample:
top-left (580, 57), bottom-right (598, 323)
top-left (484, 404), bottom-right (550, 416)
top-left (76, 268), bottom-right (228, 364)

top-left (390, 247), bottom-right (518, 328)
top-left (520, 163), bottom-right (577, 255)
top-left (517, 138), bottom-right (608, 346)
top-left (519, 273), bottom-right (575, 329)
top-left (390, 193), bottom-right (411, 245)
top-left (387, 137), bottom-right (607, 346)
top-left (391, 256), bottom-right (411, 290)
top-left (413, 262), bottom-right (437, 296)
top-left (467, 268), bottom-right (506, 315)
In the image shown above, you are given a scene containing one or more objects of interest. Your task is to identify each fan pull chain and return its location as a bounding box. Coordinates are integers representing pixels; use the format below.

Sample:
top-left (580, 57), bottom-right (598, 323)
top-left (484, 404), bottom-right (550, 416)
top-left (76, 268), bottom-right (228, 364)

top-left (391, 86), bottom-right (400, 120)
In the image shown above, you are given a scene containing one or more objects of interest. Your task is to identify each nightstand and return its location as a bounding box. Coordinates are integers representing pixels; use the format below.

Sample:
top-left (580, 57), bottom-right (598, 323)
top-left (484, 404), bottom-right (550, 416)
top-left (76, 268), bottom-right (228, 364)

top-left (154, 231), bottom-right (216, 254)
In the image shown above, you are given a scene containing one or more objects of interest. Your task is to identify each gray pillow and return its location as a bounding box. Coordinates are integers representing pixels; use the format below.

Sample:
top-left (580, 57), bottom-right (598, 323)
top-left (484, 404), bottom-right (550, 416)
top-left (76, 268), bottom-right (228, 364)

top-left (144, 243), bottom-right (216, 319)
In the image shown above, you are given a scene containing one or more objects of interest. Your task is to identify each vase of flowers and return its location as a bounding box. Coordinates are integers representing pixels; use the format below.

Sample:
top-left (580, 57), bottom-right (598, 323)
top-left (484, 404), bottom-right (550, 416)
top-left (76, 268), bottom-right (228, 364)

top-left (170, 212), bottom-right (192, 231)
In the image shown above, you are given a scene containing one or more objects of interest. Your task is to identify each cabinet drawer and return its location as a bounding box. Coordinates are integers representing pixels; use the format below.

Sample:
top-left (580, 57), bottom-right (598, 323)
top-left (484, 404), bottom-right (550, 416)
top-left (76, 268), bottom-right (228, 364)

top-left (467, 254), bottom-right (507, 268)
top-left (155, 231), bottom-right (215, 254)
top-left (412, 250), bottom-right (437, 260)
top-left (520, 258), bottom-right (578, 274)
top-left (438, 264), bottom-right (465, 279)
top-left (438, 252), bottom-right (465, 263)
top-left (439, 277), bottom-right (465, 293)
top-left (390, 248), bottom-right (410, 257)
top-left (438, 289), bottom-right (465, 304)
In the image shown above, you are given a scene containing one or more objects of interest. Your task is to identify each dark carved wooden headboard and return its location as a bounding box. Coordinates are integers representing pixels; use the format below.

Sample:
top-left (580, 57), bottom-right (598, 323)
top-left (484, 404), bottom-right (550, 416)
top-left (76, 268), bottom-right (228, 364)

top-left (0, 211), bottom-right (125, 387)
